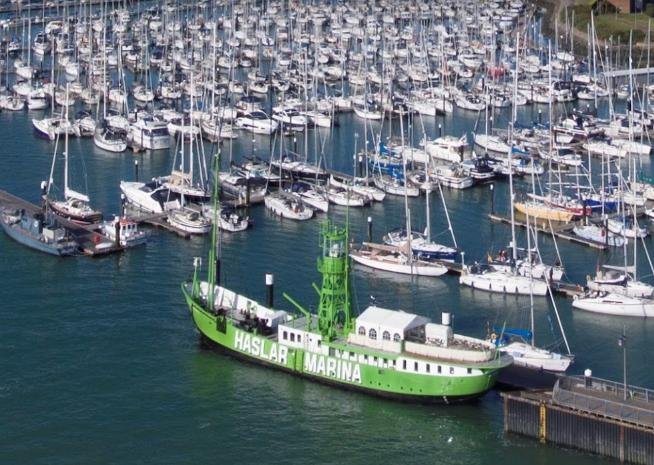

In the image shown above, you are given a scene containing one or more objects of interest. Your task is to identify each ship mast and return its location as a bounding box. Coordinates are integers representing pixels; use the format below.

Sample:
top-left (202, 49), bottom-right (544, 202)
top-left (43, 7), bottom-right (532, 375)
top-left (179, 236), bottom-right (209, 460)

top-left (206, 148), bottom-right (221, 311)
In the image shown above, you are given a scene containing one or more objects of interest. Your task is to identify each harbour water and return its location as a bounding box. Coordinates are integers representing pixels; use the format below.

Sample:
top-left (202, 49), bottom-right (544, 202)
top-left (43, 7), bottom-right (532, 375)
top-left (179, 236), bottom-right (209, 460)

top-left (0, 2), bottom-right (653, 461)
top-left (1, 96), bottom-right (653, 465)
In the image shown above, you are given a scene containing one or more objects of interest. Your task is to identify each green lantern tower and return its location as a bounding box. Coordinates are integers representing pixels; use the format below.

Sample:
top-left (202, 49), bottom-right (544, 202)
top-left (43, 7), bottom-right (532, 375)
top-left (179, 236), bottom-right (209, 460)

top-left (315, 221), bottom-right (353, 341)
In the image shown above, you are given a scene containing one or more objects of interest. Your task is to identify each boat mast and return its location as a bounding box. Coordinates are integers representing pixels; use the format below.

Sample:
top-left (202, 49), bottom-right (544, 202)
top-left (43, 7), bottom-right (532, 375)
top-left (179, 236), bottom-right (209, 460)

top-left (628, 33), bottom-right (638, 281)
top-left (63, 84), bottom-right (70, 199)
top-left (508, 36), bottom-right (519, 263)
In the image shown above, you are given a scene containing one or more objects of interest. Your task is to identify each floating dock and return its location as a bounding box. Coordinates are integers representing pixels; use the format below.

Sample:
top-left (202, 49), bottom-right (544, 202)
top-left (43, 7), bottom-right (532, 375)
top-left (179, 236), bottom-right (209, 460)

top-left (503, 375), bottom-right (654, 465)
top-left (0, 189), bottom-right (123, 256)
top-left (488, 213), bottom-right (609, 250)
top-left (488, 207), bottom-right (652, 250)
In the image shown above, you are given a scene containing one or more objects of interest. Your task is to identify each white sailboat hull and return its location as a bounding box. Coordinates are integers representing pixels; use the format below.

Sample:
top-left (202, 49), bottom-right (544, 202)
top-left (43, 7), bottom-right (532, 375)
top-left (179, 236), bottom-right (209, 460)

top-left (573, 293), bottom-right (654, 317)
top-left (500, 342), bottom-right (572, 372)
top-left (460, 270), bottom-right (548, 296)
top-left (350, 252), bottom-right (448, 277)
top-left (264, 195), bottom-right (314, 220)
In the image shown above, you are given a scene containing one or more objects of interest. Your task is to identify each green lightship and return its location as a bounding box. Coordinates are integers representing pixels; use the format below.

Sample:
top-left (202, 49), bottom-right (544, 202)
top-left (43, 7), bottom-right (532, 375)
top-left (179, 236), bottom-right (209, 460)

top-left (182, 210), bottom-right (511, 402)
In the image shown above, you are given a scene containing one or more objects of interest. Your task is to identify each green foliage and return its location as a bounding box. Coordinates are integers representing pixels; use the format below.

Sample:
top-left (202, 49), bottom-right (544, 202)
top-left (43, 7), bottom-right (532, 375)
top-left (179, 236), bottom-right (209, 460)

top-left (563, 1), bottom-right (650, 43)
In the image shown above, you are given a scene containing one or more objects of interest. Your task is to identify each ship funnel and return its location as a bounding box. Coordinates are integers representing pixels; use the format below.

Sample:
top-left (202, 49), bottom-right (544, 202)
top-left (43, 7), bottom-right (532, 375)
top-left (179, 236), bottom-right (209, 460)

top-left (441, 312), bottom-right (451, 326)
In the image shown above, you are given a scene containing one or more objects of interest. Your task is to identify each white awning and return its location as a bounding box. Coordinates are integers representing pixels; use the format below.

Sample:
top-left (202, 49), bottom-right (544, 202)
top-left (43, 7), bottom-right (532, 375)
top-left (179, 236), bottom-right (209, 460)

top-left (356, 305), bottom-right (429, 338)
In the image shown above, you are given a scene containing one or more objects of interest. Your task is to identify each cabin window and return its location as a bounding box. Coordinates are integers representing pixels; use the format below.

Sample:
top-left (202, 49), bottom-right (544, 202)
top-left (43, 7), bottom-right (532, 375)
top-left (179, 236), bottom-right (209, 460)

top-left (414, 362), bottom-right (418, 372)
top-left (368, 328), bottom-right (377, 340)
top-left (373, 356), bottom-right (378, 364)
top-left (358, 326), bottom-right (365, 335)
top-left (467, 368), bottom-right (472, 374)
top-left (392, 360), bottom-right (396, 367)
top-left (426, 364), bottom-right (431, 373)
top-left (298, 335), bottom-right (302, 343)
top-left (449, 367), bottom-right (455, 375)
top-left (317, 340), bottom-right (321, 347)
top-left (283, 331), bottom-right (288, 340)
top-left (382, 331), bottom-right (390, 341)
top-left (402, 360), bottom-right (407, 370)
top-left (383, 358), bottom-right (388, 366)
top-left (437, 365), bottom-right (442, 374)
top-left (290, 333), bottom-right (295, 342)
top-left (393, 333), bottom-right (401, 342)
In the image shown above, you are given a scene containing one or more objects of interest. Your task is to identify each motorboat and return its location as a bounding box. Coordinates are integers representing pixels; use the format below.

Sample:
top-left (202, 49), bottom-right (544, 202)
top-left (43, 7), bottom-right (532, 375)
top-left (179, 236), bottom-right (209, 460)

top-left (120, 180), bottom-right (175, 213)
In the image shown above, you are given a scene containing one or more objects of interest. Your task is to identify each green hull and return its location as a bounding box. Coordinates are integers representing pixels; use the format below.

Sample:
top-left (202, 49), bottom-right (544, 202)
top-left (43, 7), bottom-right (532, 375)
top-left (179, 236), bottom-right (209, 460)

top-left (183, 285), bottom-right (506, 403)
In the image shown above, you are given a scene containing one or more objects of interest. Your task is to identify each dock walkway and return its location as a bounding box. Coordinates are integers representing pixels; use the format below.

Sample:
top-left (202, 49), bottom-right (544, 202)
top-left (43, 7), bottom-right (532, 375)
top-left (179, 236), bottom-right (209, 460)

top-left (488, 206), bottom-right (650, 251)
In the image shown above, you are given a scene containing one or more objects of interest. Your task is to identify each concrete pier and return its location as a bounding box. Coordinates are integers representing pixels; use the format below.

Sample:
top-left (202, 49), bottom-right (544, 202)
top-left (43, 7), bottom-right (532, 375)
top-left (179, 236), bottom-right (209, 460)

top-left (503, 375), bottom-right (654, 465)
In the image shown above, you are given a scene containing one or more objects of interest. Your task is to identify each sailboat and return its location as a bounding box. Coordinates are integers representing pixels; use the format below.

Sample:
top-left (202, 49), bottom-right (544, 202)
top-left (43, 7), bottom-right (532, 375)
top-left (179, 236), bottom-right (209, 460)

top-left (573, 40), bottom-right (654, 317)
top-left (383, 184), bottom-right (459, 263)
top-left (182, 204), bottom-right (511, 401)
top-left (460, 39), bottom-right (549, 297)
top-left (45, 87), bottom-right (102, 225)
top-left (166, 108), bottom-right (211, 235)
top-left (490, 245), bottom-right (573, 388)
top-left (351, 115), bottom-right (448, 277)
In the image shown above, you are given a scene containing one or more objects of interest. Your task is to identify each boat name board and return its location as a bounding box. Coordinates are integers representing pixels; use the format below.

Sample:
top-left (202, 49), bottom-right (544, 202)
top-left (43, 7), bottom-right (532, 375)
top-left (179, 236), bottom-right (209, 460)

top-left (303, 352), bottom-right (362, 384)
top-left (234, 331), bottom-right (288, 365)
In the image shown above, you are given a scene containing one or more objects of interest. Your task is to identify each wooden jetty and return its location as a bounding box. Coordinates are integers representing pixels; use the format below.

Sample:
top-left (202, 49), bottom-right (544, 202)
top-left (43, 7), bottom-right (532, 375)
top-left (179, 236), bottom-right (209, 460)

top-left (503, 374), bottom-right (654, 465)
top-left (0, 189), bottom-right (123, 256)
top-left (604, 67), bottom-right (654, 78)
top-left (490, 213), bottom-right (603, 250)
top-left (489, 205), bottom-right (650, 251)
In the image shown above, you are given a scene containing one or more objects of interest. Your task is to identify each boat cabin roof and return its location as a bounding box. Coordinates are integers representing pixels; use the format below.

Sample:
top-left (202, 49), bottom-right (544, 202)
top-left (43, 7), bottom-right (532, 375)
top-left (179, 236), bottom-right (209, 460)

top-left (357, 305), bottom-right (430, 335)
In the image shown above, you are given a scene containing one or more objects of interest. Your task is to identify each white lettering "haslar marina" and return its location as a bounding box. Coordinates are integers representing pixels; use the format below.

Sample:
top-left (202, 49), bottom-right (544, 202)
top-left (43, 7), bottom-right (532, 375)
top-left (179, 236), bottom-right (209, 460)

top-left (234, 332), bottom-right (288, 365)
top-left (303, 353), bottom-right (362, 384)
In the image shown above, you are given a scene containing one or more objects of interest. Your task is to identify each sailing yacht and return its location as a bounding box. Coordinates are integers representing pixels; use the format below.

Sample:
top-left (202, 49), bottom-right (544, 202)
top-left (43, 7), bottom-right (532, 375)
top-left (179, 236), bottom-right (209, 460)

top-left (165, 109), bottom-right (212, 235)
top-left (94, 127), bottom-right (127, 153)
top-left (46, 90), bottom-right (102, 225)
top-left (167, 206), bottom-right (212, 234)
top-left (264, 191), bottom-right (314, 220)
top-left (329, 174), bottom-right (385, 202)
top-left (288, 181), bottom-right (329, 213)
top-left (586, 265), bottom-right (654, 298)
top-left (492, 327), bottom-right (573, 388)
top-left (573, 292), bottom-right (654, 317)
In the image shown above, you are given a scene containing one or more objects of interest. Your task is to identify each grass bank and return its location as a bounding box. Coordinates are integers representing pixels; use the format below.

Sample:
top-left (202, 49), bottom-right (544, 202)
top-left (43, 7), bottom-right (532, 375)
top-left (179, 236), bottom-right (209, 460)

top-left (563, 0), bottom-right (650, 43)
